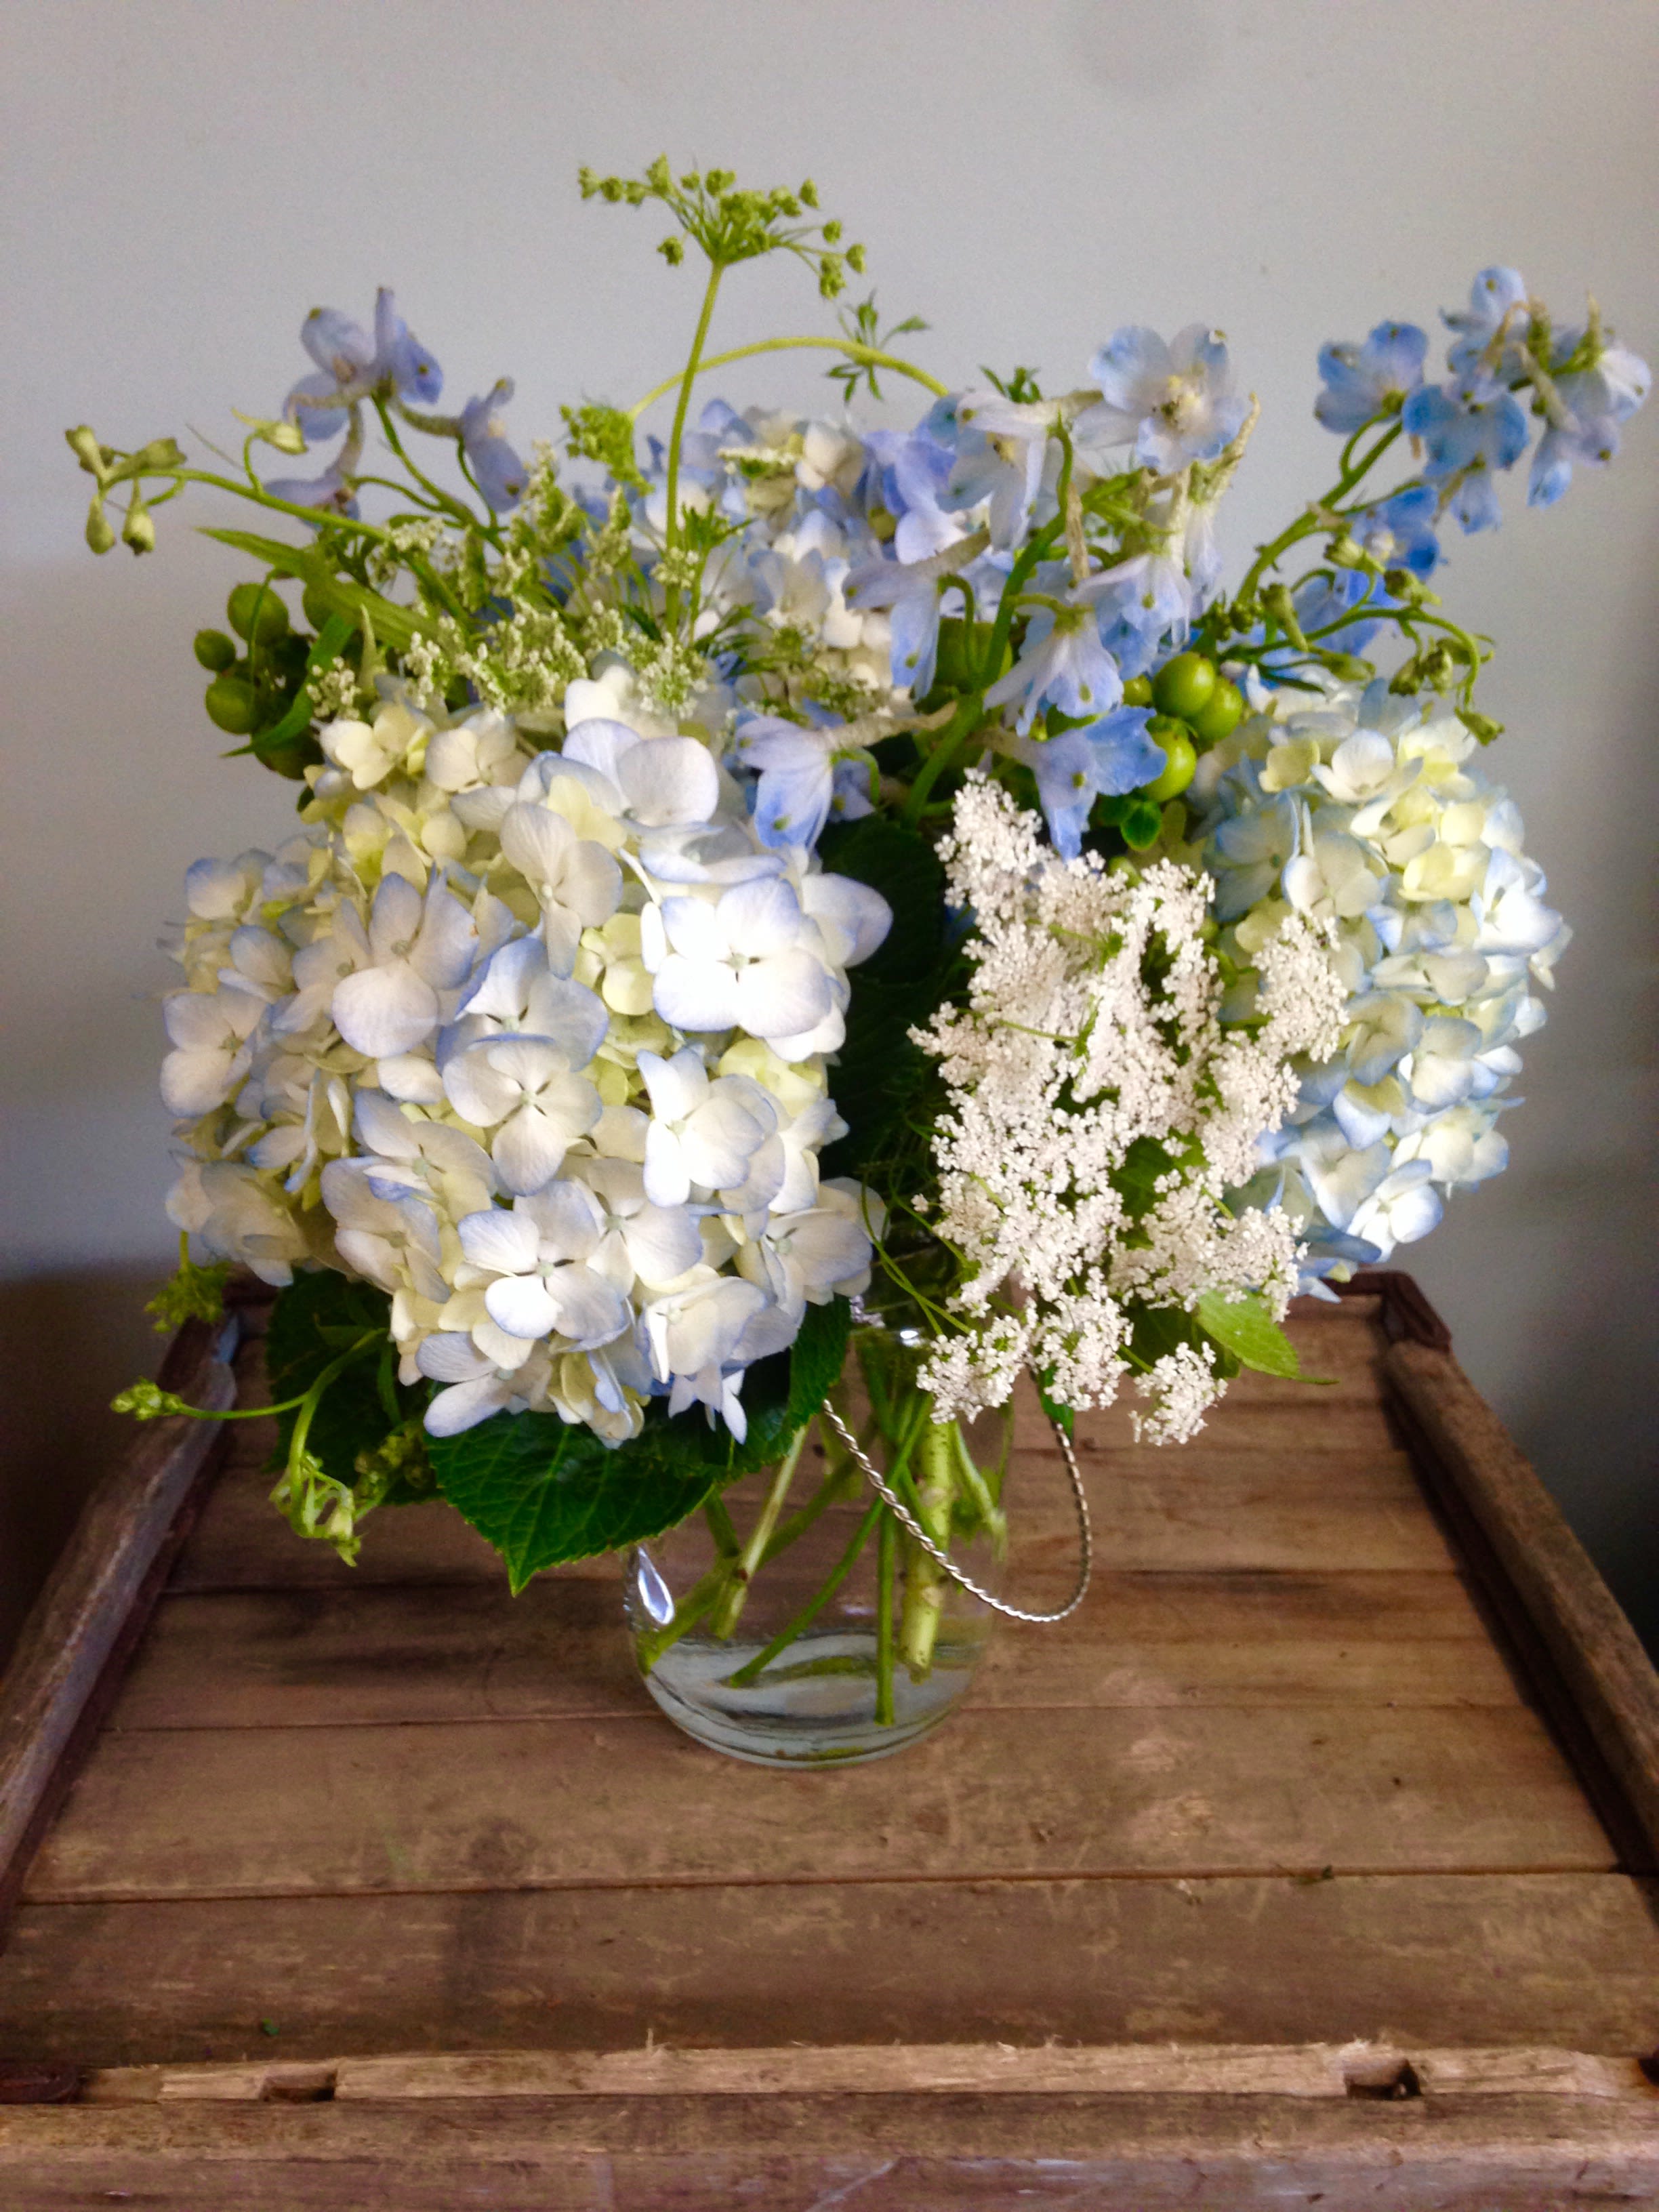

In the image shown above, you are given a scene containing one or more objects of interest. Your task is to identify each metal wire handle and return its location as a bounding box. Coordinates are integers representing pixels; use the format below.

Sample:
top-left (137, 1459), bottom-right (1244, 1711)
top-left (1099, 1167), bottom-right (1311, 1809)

top-left (818, 1398), bottom-right (1094, 1625)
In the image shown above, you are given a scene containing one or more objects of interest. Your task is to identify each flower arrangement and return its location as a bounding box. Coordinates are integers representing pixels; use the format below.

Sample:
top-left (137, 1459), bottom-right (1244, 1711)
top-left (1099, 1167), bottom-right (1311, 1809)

top-left (85, 161), bottom-right (1645, 1729)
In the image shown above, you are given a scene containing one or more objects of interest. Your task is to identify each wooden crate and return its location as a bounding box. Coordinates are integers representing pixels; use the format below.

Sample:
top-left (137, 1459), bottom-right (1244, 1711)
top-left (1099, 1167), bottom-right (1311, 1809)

top-left (1, 1275), bottom-right (1656, 2208)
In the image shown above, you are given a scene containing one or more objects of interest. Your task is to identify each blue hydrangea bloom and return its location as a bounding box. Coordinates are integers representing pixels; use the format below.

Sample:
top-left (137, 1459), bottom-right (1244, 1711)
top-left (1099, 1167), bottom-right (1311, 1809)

top-left (1314, 322), bottom-right (1428, 433)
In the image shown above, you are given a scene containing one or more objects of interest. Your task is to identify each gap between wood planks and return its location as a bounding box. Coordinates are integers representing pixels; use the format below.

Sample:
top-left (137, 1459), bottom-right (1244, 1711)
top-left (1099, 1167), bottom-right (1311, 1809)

top-left (74, 2041), bottom-right (1659, 2106)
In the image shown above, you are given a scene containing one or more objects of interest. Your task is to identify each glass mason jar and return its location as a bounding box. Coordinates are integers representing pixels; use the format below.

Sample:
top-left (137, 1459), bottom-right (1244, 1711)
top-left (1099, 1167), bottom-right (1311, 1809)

top-left (623, 1313), bottom-right (1013, 1766)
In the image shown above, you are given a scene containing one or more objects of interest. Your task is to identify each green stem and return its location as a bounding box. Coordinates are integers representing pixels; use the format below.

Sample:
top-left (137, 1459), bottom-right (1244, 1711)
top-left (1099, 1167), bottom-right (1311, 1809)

top-left (1233, 420), bottom-right (1406, 605)
top-left (899, 1422), bottom-right (958, 1679)
top-left (634, 1561), bottom-right (730, 1673)
top-left (875, 1511), bottom-right (897, 1726)
top-left (707, 1422), bottom-right (809, 1641)
top-left (662, 261), bottom-right (726, 628)
top-left (629, 335), bottom-right (947, 422)
top-left (899, 692), bottom-right (984, 829)
top-left (703, 1490), bottom-right (741, 1559)
top-left (724, 1500), bottom-right (884, 1688)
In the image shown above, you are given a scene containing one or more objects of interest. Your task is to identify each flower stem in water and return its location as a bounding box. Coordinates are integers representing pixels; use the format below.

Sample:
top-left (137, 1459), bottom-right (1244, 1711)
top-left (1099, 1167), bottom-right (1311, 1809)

top-left (875, 1510), bottom-right (897, 1725)
top-left (899, 1421), bottom-right (958, 1679)
top-left (723, 1500), bottom-right (883, 1688)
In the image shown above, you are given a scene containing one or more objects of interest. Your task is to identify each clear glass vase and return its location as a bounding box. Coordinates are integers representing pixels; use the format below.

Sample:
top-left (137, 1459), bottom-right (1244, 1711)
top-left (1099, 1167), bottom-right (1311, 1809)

top-left (623, 1315), bottom-right (1013, 1766)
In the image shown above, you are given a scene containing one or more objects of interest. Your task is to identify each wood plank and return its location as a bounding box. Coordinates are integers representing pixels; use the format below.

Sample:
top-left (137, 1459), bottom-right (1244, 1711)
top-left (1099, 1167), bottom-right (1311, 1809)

top-left (1389, 1338), bottom-right (1659, 1870)
top-left (107, 1570), bottom-right (1517, 1732)
top-left (0, 1313), bottom-right (238, 1908)
top-left (22, 1703), bottom-right (1612, 1904)
top-left (4, 1872), bottom-right (1656, 2070)
top-left (1, 2089), bottom-right (1655, 2212)
top-left (73, 2041), bottom-right (1656, 2103)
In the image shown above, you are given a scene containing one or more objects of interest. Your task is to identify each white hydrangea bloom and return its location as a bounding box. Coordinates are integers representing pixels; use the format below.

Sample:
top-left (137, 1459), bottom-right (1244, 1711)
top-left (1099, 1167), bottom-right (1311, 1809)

top-left (158, 663), bottom-right (891, 1448)
top-left (1192, 676), bottom-right (1568, 1277)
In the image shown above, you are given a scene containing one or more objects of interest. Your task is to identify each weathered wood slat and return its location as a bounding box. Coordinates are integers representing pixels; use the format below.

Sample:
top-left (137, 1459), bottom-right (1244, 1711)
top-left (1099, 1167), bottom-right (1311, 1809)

top-left (1389, 1338), bottom-right (1659, 1871)
top-left (5, 1872), bottom-right (1656, 2066)
top-left (75, 2040), bottom-right (1658, 2103)
top-left (24, 1703), bottom-right (1612, 1904)
top-left (106, 1569), bottom-right (1514, 1732)
top-left (0, 1315), bottom-right (239, 1907)
top-left (1, 2090), bottom-right (1655, 2211)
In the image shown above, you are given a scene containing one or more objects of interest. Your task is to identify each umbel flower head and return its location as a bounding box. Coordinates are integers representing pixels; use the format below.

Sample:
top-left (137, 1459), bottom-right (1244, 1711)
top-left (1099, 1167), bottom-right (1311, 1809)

top-left (161, 663), bottom-right (890, 1448)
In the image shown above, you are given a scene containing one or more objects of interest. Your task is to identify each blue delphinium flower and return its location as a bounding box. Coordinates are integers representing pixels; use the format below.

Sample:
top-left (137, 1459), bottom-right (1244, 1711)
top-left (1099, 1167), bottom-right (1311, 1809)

top-left (1314, 321), bottom-right (1428, 433)
top-left (262, 459), bottom-right (360, 519)
top-left (1529, 328), bottom-right (1652, 506)
top-left (282, 288), bottom-right (443, 438)
top-left (1009, 707), bottom-right (1163, 858)
top-left (1443, 266), bottom-right (1532, 380)
top-left (1080, 325), bottom-right (1248, 471)
top-left (1349, 485), bottom-right (1441, 577)
top-left (730, 712), bottom-right (876, 850)
top-left (461, 381), bottom-right (527, 510)
top-left (1081, 552), bottom-right (1193, 677)
top-left (1401, 374), bottom-right (1529, 531)
top-left (985, 590), bottom-right (1124, 731)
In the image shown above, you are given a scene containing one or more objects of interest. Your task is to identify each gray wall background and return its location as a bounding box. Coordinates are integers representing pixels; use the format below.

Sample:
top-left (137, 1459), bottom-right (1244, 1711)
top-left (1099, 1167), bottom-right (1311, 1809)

top-left (3, 0), bottom-right (1654, 1657)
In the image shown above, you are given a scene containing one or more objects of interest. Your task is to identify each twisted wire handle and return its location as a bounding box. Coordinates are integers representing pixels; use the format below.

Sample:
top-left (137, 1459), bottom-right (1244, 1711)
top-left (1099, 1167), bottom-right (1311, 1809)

top-left (817, 1397), bottom-right (1093, 1625)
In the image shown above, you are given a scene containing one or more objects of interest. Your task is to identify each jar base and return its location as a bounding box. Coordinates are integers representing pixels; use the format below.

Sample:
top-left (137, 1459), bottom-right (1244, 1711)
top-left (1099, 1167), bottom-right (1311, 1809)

top-left (636, 1629), bottom-right (982, 1767)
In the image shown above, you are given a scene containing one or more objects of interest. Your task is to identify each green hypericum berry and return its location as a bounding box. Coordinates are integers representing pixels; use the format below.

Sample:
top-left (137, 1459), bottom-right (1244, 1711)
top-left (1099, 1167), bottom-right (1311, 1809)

top-left (205, 674), bottom-right (259, 733)
top-left (1143, 722), bottom-right (1197, 802)
top-left (194, 628), bottom-right (237, 672)
top-left (1189, 676), bottom-right (1245, 745)
top-left (1152, 652), bottom-right (1216, 720)
top-left (1121, 674), bottom-right (1154, 708)
top-left (227, 581), bottom-right (289, 644)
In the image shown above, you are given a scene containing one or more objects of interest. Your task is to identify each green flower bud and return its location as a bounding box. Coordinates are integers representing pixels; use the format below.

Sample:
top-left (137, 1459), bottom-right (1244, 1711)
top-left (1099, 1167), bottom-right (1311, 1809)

top-left (66, 424), bottom-right (112, 483)
top-left (132, 437), bottom-right (186, 472)
top-left (112, 1381), bottom-right (189, 1420)
top-left (194, 628), bottom-right (237, 672)
top-left (121, 499), bottom-right (157, 554)
top-left (85, 497), bottom-right (117, 554)
top-left (233, 409), bottom-right (306, 455)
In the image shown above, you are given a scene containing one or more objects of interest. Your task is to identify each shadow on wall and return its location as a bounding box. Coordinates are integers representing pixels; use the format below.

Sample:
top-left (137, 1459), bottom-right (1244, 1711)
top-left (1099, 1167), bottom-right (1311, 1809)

top-left (0, 1267), bottom-right (165, 1669)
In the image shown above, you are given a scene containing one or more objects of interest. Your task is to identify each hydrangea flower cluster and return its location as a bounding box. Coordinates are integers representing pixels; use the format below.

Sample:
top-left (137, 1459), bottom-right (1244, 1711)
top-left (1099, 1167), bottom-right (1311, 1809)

top-left (914, 779), bottom-right (1345, 1442)
top-left (1187, 676), bottom-right (1568, 1277)
top-left (76, 161), bottom-right (1645, 1587)
top-left (162, 672), bottom-right (890, 1446)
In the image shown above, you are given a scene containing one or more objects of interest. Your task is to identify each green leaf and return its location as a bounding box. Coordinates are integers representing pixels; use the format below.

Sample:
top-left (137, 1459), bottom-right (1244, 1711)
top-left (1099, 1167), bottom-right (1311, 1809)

top-left (815, 818), bottom-right (957, 1176)
top-left (265, 1271), bottom-right (419, 1487)
top-left (427, 1298), bottom-right (854, 1589)
top-left (430, 1412), bottom-right (716, 1595)
top-left (1194, 1290), bottom-right (1303, 1378)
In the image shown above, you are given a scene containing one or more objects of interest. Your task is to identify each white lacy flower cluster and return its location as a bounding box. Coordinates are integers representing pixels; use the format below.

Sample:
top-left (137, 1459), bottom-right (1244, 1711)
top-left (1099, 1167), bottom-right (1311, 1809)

top-left (160, 661), bottom-right (892, 1445)
top-left (1188, 678), bottom-right (1568, 1275)
top-left (912, 779), bottom-right (1345, 1444)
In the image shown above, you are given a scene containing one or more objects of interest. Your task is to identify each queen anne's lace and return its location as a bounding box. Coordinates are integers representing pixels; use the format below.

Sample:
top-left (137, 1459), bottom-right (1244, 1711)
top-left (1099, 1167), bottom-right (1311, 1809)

top-left (913, 779), bottom-right (1345, 1443)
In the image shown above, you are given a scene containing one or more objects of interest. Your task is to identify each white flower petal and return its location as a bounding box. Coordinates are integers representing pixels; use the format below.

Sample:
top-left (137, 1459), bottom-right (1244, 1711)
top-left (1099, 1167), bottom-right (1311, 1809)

top-left (733, 949), bottom-right (832, 1041)
top-left (485, 1273), bottom-right (565, 1340)
top-left (457, 1206), bottom-right (542, 1275)
top-left (653, 954), bottom-right (741, 1033)
top-left (333, 963), bottom-right (440, 1057)
top-left (617, 735), bottom-right (719, 826)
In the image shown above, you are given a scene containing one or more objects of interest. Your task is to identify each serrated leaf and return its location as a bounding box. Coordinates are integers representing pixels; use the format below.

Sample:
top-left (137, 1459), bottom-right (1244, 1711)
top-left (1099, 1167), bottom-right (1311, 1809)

top-left (429, 1412), bottom-right (718, 1594)
top-left (1195, 1290), bottom-right (1302, 1378)
top-left (428, 1299), bottom-right (855, 1588)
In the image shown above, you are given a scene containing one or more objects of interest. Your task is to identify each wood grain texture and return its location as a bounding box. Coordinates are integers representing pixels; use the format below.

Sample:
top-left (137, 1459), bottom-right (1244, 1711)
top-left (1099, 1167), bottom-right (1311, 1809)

top-left (0, 1314), bottom-right (237, 1891)
top-left (23, 1702), bottom-right (1612, 1904)
top-left (1, 2091), bottom-right (1656, 2212)
top-left (73, 2040), bottom-right (1657, 2103)
top-left (106, 1569), bottom-right (1515, 1731)
top-left (5, 1872), bottom-right (1658, 2066)
top-left (1389, 1338), bottom-right (1659, 1869)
